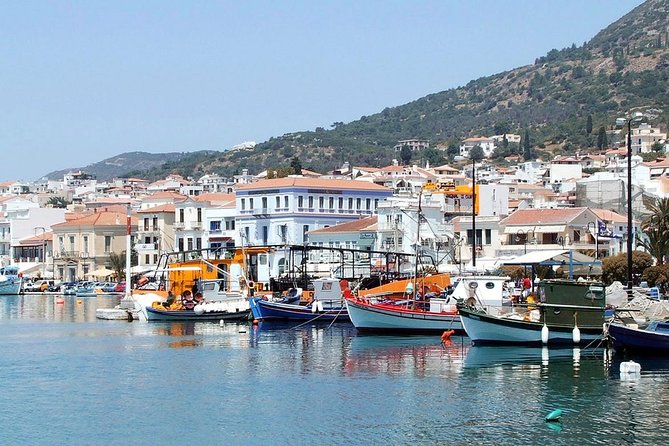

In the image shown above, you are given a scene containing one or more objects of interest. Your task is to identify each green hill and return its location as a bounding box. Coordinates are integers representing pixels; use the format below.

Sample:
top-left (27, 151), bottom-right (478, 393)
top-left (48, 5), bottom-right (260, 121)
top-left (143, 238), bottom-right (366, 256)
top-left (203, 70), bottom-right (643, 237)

top-left (54, 0), bottom-right (669, 181)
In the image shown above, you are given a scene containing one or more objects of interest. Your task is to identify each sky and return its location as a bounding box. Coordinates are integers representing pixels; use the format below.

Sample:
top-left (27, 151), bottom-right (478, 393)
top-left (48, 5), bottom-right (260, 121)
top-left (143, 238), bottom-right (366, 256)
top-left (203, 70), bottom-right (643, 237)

top-left (0, 0), bottom-right (645, 181)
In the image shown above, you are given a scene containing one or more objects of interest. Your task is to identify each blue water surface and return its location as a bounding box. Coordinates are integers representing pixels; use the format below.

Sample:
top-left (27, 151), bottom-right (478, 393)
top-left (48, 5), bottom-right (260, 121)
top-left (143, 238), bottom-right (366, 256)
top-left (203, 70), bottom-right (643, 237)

top-left (1, 294), bottom-right (669, 445)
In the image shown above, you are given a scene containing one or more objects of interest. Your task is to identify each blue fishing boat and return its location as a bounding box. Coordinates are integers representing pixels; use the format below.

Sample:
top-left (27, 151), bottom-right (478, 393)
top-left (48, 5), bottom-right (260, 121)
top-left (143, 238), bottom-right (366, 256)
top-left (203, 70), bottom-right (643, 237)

top-left (607, 321), bottom-right (669, 354)
top-left (249, 278), bottom-right (349, 322)
top-left (0, 266), bottom-right (23, 295)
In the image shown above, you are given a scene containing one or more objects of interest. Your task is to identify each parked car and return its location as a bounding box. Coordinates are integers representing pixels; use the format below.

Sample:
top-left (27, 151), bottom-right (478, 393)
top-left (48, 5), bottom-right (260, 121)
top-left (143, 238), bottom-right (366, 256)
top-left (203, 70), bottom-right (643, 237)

top-left (24, 280), bottom-right (54, 293)
top-left (114, 282), bottom-right (126, 293)
top-left (47, 281), bottom-right (63, 292)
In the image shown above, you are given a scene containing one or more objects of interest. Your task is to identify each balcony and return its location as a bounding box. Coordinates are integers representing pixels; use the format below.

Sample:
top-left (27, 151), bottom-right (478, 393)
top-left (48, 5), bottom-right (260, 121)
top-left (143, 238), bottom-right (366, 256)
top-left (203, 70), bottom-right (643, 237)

top-left (173, 222), bottom-right (185, 230)
top-left (54, 250), bottom-right (78, 259)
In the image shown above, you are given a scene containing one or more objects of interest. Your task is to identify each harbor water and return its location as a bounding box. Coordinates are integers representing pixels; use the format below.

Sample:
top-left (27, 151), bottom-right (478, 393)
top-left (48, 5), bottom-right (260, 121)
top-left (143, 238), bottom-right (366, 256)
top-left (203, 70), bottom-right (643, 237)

top-left (2, 294), bottom-right (669, 445)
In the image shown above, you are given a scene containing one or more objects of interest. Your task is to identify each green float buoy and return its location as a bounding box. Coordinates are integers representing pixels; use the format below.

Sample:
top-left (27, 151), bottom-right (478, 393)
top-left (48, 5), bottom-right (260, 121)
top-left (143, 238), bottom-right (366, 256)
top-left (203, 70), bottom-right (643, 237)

top-left (545, 409), bottom-right (563, 422)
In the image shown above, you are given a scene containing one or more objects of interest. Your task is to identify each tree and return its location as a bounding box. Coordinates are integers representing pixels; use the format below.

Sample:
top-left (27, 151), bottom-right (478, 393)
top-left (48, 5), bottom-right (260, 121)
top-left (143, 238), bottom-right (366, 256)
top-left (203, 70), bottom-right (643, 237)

top-left (46, 196), bottom-right (70, 208)
top-left (586, 114), bottom-right (593, 134)
top-left (652, 141), bottom-right (665, 153)
top-left (469, 145), bottom-right (484, 162)
top-left (638, 197), bottom-right (669, 265)
top-left (446, 143), bottom-right (459, 159)
top-left (602, 251), bottom-right (654, 285)
top-left (400, 145), bottom-right (412, 165)
top-left (596, 126), bottom-right (608, 149)
top-left (522, 129), bottom-right (533, 160)
top-left (108, 252), bottom-right (126, 281)
top-left (290, 157), bottom-right (302, 175)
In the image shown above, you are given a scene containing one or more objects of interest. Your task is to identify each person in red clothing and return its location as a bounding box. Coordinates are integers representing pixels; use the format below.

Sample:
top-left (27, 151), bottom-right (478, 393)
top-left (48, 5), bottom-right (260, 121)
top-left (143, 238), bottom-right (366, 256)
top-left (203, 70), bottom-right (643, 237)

top-left (522, 276), bottom-right (532, 299)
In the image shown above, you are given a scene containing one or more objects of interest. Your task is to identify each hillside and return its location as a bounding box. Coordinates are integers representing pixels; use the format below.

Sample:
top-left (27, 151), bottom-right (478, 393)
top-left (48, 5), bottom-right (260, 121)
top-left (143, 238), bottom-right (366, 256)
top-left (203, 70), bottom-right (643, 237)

top-left (44, 151), bottom-right (212, 181)
top-left (51, 0), bottom-right (669, 181)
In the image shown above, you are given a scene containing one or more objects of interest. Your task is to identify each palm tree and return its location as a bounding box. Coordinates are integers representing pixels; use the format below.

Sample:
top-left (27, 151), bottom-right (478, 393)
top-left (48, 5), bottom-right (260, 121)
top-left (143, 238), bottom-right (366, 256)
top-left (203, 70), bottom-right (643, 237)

top-left (108, 252), bottom-right (126, 280)
top-left (639, 197), bottom-right (669, 265)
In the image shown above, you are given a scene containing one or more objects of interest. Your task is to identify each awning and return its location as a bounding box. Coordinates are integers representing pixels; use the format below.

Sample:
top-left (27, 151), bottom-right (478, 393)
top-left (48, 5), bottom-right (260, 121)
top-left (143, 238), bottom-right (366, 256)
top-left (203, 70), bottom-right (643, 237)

top-left (86, 267), bottom-right (115, 278)
top-left (503, 225), bottom-right (536, 234)
top-left (209, 236), bottom-right (232, 242)
top-left (533, 225), bottom-right (565, 233)
top-left (502, 249), bottom-right (602, 275)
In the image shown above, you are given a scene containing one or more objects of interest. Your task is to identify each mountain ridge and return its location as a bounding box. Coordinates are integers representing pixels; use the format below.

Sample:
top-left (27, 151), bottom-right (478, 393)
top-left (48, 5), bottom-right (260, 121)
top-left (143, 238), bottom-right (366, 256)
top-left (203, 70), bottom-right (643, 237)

top-left (45, 0), bottom-right (669, 182)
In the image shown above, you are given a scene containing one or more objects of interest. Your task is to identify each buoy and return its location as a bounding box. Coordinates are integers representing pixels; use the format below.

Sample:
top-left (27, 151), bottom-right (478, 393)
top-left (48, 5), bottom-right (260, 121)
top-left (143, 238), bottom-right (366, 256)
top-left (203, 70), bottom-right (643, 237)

top-left (311, 303), bottom-right (318, 313)
top-left (77, 300), bottom-right (82, 304)
top-left (572, 325), bottom-right (581, 344)
top-left (541, 323), bottom-right (549, 344)
top-left (252, 319), bottom-right (259, 325)
top-left (545, 409), bottom-right (563, 422)
top-left (219, 319), bottom-right (225, 327)
top-left (56, 298), bottom-right (64, 304)
top-left (620, 360), bottom-right (641, 374)
top-left (317, 300), bottom-right (324, 312)
top-left (441, 330), bottom-right (455, 342)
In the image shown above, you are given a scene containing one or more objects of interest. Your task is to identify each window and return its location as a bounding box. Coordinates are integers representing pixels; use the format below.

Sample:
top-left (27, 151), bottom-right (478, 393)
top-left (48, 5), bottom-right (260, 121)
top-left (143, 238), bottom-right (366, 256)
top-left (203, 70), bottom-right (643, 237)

top-left (196, 237), bottom-right (202, 250)
top-left (356, 198), bottom-right (361, 209)
top-left (152, 217), bottom-right (158, 231)
top-left (374, 199), bottom-right (379, 209)
top-left (329, 197), bottom-right (334, 209)
top-left (197, 208), bottom-right (202, 222)
top-left (338, 197), bottom-right (343, 209)
top-left (308, 196), bottom-right (314, 208)
top-left (485, 229), bottom-right (491, 245)
top-left (241, 198), bottom-right (246, 210)
top-left (69, 235), bottom-right (75, 250)
top-left (210, 221), bottom-right (221, 231)
top-left (178, 238), bottom-right (184, 251)
top-left (366, 198), bottom-right (371, 210)
top-left (262, 226), bottom-right (268, 245)
top-left (348, 198), bottom-right (353, 209)
top-left (144, 236), bottom-right (151, 243)
top-left (82, 235), bottom-right (89, 254)
top-left (276, 196), bottom-right (280, 208)
top-left (144, 217), bottom-right (149, 231)
top-left (153, 254), bottom-right (158, 264)
top-left (145, 254), bottom-right (150, 264)
top-left (302, 225), bottom-right (309, 243)
top-left (298, 196), bottom-right (303, 208)
top-left (187, 238), bottom-right (193, 251)
top-left (244, 227), bottom-right (250, 241)
top-left (104, 236), bottom-right (112, 253)
top-left (284, 196), bottom-right (289, 208)
top-left (319, 197), bottom-right (324, 209)
top-left (179, 209), bottom-right (184, 223)
top-left (249, 198), bottom-right (254, 210)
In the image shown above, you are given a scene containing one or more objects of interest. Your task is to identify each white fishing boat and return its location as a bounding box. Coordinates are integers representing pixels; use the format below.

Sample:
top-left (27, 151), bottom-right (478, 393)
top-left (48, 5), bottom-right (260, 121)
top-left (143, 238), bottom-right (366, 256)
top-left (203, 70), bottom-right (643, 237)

top-left (0, 266), bottom-right (23, 295)
top-left (345, 275), bottom-right (510, 334)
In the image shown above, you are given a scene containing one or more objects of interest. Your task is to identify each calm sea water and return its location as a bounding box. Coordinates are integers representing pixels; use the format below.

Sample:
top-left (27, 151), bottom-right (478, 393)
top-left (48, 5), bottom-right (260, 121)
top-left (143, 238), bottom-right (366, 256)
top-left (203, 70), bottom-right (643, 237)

top-left (1, 294), bottom-right (669, 445)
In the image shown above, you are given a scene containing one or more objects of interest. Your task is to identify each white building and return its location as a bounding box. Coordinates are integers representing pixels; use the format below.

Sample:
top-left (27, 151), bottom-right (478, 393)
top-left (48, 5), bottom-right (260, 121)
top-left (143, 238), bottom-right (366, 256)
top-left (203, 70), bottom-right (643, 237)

top-left (460, 137), bottom-right (496, 158)
top-left (235, 177), bottom-right (392, 247)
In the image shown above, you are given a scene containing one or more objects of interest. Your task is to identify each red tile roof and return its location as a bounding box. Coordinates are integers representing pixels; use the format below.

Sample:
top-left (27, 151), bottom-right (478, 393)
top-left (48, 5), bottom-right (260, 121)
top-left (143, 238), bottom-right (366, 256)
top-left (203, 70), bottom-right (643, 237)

top-left (500, 207), bottom-right (588, 225)
top-left (137, 204), bottom-right (176, 214)
top-left (591, 208), bottom-right (628, 223)
top-left (53, 211), bottom-right (138, 228)
top-left (308, 216), bottom-right (378, 234)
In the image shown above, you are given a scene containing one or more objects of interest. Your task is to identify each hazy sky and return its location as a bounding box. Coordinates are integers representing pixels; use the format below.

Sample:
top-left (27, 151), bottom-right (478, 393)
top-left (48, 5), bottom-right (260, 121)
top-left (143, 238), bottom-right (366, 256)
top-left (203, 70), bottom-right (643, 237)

top-left (1, 0), bottom-right (644, 181)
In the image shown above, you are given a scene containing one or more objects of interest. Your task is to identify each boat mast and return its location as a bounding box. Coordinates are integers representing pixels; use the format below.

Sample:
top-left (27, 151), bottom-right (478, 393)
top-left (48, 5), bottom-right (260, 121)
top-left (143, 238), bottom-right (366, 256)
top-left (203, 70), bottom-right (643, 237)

top-left (413, 189), bottom-right (422, 307)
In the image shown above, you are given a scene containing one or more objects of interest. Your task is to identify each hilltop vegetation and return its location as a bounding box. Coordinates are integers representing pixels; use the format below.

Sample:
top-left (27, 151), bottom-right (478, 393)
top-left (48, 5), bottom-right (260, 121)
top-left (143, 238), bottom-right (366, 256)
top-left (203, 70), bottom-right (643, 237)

top-left (47, 0), bottom-right (669, 181)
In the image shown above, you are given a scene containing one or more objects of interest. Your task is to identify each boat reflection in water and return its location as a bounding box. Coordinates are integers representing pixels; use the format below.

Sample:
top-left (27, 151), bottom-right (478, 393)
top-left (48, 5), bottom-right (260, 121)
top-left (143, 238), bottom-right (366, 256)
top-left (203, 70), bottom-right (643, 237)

top-left (462, 345), bottom-right (606, 373)
top-left (344, 334), bottom-right (468, 377)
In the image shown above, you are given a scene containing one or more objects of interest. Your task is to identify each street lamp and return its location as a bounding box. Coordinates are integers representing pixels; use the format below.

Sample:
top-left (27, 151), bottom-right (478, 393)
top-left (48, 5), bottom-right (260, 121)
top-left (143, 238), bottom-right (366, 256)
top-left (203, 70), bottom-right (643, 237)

top-left (585, 222), bottom-right (599, 259)
top-left (515, 229), bottom-right (535, 254)
top-left (616, 112), bottom-right (644, 295)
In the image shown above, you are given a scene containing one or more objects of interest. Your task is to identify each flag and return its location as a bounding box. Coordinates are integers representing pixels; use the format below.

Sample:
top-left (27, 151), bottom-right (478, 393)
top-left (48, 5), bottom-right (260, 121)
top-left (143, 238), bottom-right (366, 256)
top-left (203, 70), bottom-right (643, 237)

top-left (597, 220), bottom-right (620, 238)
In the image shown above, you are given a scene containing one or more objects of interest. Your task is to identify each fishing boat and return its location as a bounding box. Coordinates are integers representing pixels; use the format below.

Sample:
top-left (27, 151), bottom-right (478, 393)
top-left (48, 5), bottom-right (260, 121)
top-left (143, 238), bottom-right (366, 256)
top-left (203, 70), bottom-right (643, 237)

top-left (133, 247), bottom-right (275, 322)
top-left (345, 275), bottom-right (509, 334)
top-left (249, 277), bottom-right (350, 322)
top-left (0, 266), bottom-right (23, 295)
top-left (607, 320), bottom-right (669, 354)
top-left (458, 279), bottom-right (607, 345)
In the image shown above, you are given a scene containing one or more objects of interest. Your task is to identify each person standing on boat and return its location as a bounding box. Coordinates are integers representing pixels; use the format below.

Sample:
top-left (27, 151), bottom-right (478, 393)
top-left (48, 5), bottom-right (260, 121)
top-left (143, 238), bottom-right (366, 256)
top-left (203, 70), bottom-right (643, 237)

top-left (522, 276), bottom-right (531, 300)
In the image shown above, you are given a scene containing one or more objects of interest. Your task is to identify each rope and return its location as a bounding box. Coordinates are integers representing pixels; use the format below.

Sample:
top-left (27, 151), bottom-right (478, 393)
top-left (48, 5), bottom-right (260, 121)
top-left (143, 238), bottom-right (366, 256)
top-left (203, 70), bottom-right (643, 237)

top-left (326, 304), bottom-right (347, 330)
